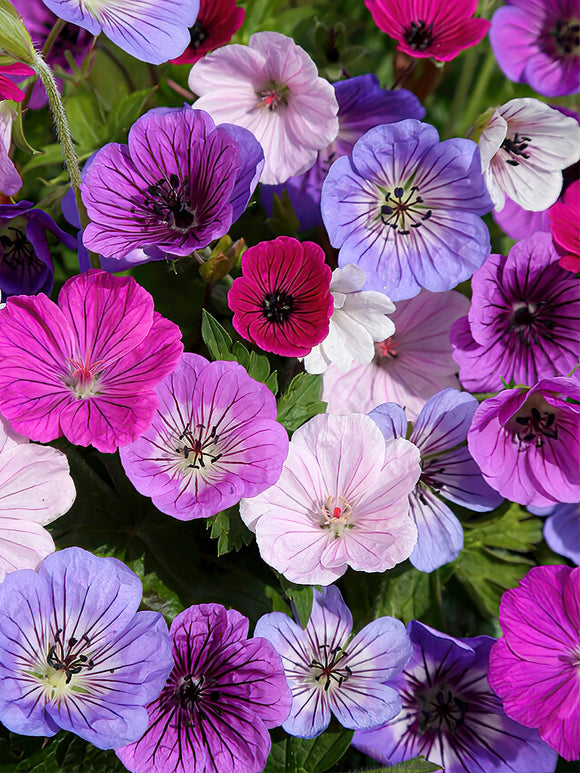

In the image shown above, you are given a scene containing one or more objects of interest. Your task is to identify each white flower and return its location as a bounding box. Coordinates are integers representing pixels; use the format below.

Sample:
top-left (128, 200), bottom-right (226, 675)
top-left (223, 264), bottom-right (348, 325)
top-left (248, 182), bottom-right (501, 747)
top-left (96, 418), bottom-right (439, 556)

top-left (478, 98), bottom-right (580, 212)
top-left (303, 264), bottom-right (395, 374)
top-left (188, 31), bottom-right (339, 185)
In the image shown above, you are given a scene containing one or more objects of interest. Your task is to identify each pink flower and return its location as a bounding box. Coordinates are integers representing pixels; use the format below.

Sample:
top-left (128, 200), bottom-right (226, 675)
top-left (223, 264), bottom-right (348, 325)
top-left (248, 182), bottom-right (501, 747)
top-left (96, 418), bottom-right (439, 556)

top-left (365, 0), bottom-right (490, 62)
top-left (489, 565), bottom-right (580, 761)
top-left (321, 290), bottom-right (469, 421)
top-left (228, 236), bottom-right (333, 357)
top-left (240, 413), bottom-right (421, 585)
top-left (0, 102), bottom-right (21, 197)
top-left (169, 0), bottom-right (245, 65)
top-left (550, 179), bottom-right (580, 273)
top-left (0, 63), bottom-right (34, 103)
top-left (0, 270), bottom-right (183, 453)
top-left (188, 31), bottom-right (339, 184)
top-left (0, 414), bottom-right (76, 581)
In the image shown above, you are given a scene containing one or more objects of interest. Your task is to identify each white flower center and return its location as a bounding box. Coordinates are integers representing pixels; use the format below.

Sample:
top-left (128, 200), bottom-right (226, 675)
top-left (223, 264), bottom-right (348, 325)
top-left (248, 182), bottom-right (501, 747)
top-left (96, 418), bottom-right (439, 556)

top-left (174, 422), bottom-right (222, 474)
top-left (319, 495), bottom-right (353, 536)
top-left (256, 81), bottom-right (290, 112)
top-left (375, 184), bottom-right (432, 236)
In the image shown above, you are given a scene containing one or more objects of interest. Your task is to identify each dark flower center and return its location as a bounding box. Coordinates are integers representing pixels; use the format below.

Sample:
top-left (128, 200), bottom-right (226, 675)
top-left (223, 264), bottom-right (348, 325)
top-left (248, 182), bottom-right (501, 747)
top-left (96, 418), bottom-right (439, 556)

top-left (415, 685), bottom-right (467, 734)
top-left (177, 674), bottom-right (221, 721)
top-left (175, 422), bottom-right (222, 469)
top-left (500, 133), bottom-right (532, 167)
top-left (552, 18), bottom-right (580, 55)
top-left (262, 290), bottom-right (294, 323)
top-left (46, 629), bottom-right (94, 684)
top-left (505, 298), bottom-right (556, 347)
top-left (143, 173), bottom-right (196, 232)
top-left (513, 405), bottom-right (558, 448)
top-left (310, 644), bottom-right (352, 692)
top-left (374, 336), bottom-right (399, 362)
top-left (188, 20), bottom-right (208, 50)
top-left (403, 19), bottom-right (435, 51)
top-left (0, 227), bottom-right (44, 273)
top-left (379, 186), bottom-right (432, 236)
top-left (257, 80), bottom-right (290, 111)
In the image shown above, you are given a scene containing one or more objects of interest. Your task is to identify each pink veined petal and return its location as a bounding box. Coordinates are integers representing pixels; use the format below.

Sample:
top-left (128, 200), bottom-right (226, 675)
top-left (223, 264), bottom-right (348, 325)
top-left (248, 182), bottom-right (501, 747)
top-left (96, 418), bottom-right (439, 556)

top-left (0, 519), bottom-right (55, 581)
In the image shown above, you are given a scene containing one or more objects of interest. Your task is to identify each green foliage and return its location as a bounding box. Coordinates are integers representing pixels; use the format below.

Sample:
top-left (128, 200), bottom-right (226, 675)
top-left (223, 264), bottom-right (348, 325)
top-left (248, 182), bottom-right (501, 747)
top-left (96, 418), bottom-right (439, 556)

top-left (206, 506), bottom-right (254, 557)
top-left (265, 727), bottom-right (353, 772)
top-left (277, 373), bottom-right (327, 432)
top-left (374, 563), bottom-right (431, 624)
top-left (125, 556), bottom-right (184, 622)
top-left (344, 759), bottom-right (442, 772)
top-left (0, 730), bottom-right (125, 773)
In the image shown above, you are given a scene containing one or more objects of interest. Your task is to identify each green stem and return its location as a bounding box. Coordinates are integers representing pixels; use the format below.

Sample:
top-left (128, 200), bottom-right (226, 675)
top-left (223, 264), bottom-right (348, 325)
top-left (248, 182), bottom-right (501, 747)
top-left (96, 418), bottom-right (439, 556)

top-left (460, 47), bottom-right (497, 136)
top-left (41, 17), bottom-right (65, 59)
top-left (443, 47), bottom-right (479, 139)
top-left (429, 570), bottom-right (446, 631)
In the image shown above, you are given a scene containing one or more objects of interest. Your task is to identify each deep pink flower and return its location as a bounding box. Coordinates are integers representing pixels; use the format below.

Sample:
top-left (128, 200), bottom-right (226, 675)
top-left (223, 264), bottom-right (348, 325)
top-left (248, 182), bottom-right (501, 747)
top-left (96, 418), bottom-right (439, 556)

top-left (0, 270), bottom-right (183, 453)
top-left (0, 63), bottom-right (34, 103)
top-left (365, 0), bottom-right (490, 62)
top-left (550, 179), bottom-right (580, 273)
top-left (228, 236), bottom-right (333, 357)
top-left (489, 565), bottom-right (580, 761)
top-left (170, 0), bottom-right (245, 65)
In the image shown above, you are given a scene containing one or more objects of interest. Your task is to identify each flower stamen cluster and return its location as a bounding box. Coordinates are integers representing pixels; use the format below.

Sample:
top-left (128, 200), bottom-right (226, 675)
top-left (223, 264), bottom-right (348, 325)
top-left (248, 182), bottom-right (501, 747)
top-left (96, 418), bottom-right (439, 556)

top-left (378, 185), bottom-right (432, 235)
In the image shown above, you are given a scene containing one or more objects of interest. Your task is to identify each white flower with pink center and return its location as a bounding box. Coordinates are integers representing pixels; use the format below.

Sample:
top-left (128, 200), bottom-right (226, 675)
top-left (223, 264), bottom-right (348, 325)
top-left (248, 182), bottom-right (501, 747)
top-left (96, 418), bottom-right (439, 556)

top-left (188, 31), bottom-right (339, 185)
top-left (240, 413), bottom-right (420, 585)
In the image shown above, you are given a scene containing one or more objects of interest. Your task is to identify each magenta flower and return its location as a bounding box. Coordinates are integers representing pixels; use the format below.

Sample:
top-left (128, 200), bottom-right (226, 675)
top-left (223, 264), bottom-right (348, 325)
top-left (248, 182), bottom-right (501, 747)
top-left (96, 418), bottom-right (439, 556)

top-left (116, 603), bottom-right (292, 773)
top-left (322, 290), bottom-right (469, 421)
top-left (0, 63), bottom-right (34, 103)
top-left (490, 0), bottom-right (580, 97)
top-left (119, 353), bottom-right (288, 520)
top-left (468, 377), bottom-right (580, 507)
top-left (365, 0), bottom-right (490, 62)
top-left (450, 232), bottom-right (580, 392)
top-left (550, 179), bottom-right (580, 273)
top-left (228, 236), bottom-right (333, 358)
top-left (240, 412), bottom-right (421, 585)
top-left (169, 0), bottom-right (245, 65)
top-left (489, 565), bottom-right (580, 761)
top-left (0, 269), bottom-right (183, 453)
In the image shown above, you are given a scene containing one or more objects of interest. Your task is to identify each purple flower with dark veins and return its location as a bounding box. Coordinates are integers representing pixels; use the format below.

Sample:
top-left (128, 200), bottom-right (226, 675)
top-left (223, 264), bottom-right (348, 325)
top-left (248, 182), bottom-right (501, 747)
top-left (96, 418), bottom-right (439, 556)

top-left (81, 107), bottom-right (264, 264)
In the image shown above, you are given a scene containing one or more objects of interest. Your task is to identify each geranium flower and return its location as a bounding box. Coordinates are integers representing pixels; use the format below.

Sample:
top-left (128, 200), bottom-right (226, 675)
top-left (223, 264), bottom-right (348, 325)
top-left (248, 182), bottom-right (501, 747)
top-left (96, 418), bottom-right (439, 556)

top-left (370, 389), bottom-right (503, 573)
top-left (303, 264), bottom-right (395, 374)
top-left (321, 119), bottom-right (492, 300)
top-left (493, 194), bottom-right (551, 240)
top-left (81, 107), bottom-right (264, 263)
top-left (0, 269), bottom-right (183, 453)
top-left (0, 102), bottom-right (21, 197)
top-left (365, 0), bottom-right (490, 62)
top-left (321, 290), bottom-right (469, 421)
top-left (490, 0), bottom-right (580, 97)
top-left (468, 377), bottom-right (580, 507)
top-left (170, 0), bottom-right (245, 65)
top-left (0, 547), bottom-right (174, 748)
top-left (228, 236), bottom-right (333, 357)
top-left (353, 621), bottom-right (558, 773)
top-left (489, 565), bottom-right (580, 761)
top-left (550, 179), bottom-right (580, 273)
top-left (0, 63), bottom-right (34, 103)
top-left (119, 353), bottom-right (288, 520)
top-left (0, 414), bottom-right (75, 581)
top-left (255, 586), bottom-right (411, 738)
top-left (240, 412), bottom-right (421, 585)
top-left (478, 98), bottom-right (580, 212)
top-left (39, 0), bottom-right (200, 64)
top-left (450, 232), bottom-right (580, 393)
top-left (116, 603), bottom-right (292, 773)
top-left (188, 31), bottom-right (339, 185)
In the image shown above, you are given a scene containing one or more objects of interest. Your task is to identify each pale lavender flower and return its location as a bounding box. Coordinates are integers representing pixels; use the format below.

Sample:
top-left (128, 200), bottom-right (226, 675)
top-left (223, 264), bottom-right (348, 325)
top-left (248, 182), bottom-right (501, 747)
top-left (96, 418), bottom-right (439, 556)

top-left (119, 352), bottom-right (289, 520)
top-left (0, 547), bottom-right (173, 748)
top-left (116, 603), bottom-right (292, 773)
top-left (255, 586), bottom-right (411, 738)
top-left (321, 290), bottom-right (469, 421)
top-left (370, 389), bottom-right (503, 572)
top-left (0, 102), bottom-right (21, 197)
top-left (240, 412), bottom-right (421, 585)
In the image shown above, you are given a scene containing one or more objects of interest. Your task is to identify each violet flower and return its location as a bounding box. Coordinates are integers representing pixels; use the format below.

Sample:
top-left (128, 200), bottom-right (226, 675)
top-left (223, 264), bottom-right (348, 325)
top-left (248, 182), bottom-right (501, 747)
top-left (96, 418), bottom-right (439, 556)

top-left (490, 0), bottom-right (580, 97)
top-left (353, 621), bottom-right (558, 773)
top-left (468, 377), bottom-right (580, 507)
top-left (81, 107), bottom-right (264, 263)
top-left (116, 603), bottom-right (292, 773)
top-left (119, 352), bottom-right (288, 520)
top-left (450, 232), bottom-right (580, 393)
top-left (0, 547), bottom-right (174, 748)
top-left (0, 269), bottom-right (183, 453)
top-left (255, 586), bottom-right (411, 738)
top-left (370, 389), bottom-right (503, 572)
top-left (493, 194), bottom-right (551, 240)
top-left (489, 565), bottom-right (580, 761)
top-left (321, 119), bottom-right (492, 300)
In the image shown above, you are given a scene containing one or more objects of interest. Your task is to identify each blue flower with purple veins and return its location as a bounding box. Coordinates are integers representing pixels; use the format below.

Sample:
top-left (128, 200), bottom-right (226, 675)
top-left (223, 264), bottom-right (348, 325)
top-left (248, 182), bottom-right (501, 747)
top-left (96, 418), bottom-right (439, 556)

top-left (254, 585), bottom-right (411, 739)
top-left (0, 202), bottom-right (77, 297)
top-left (353, 621), bottom-right (559, 773)
top-left (370, 389), bottom-right (503, 572)
top-left (0, 547), bottom-right (174, 749)
top-left (321, 119), bottom-right (493, 301)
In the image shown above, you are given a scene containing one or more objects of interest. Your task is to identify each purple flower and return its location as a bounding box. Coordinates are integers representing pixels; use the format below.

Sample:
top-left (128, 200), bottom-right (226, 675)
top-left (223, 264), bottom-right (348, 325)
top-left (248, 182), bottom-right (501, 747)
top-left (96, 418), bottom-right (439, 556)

top-left (468, 377), bottom-right (580, 507)
top-left (255, 586), bottom-right (411, 739)
top-left (81, 107), bottom-right (264, 263)
top-left (40, 0), bottom-right (199, 64)
top-left (119, 352), bottom-right (289, 520)
top-left (321, 119), bottom-right (492, 301)
top-left (353, 621), bottom-right (558, 773)
top-left (489, 565), bottom-right (580, 761)
top-left (493, 195), bottom-right (551, 240)
top-left (116, 603), bottom-right (292, 773)
top-left (0, 547), bottom-right (173, 748)
top-left (370, 389), bottom-right (503, 572)
top-left (450, 232), bottom-right (580, 392)
top-left (490, 0), bottom-right (580, 97)
top-left (261, 74), bottom-right (425, 230)
top-left (529, 503), bottom-right (580, 565)
top-left (0, 201), bottom-right (77, 297)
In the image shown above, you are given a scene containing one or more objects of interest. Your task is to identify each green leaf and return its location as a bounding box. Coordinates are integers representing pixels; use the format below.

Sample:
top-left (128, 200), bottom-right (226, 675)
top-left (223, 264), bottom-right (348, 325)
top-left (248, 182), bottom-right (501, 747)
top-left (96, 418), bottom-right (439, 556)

top-left (374, 563), bottom-right (430, 624)
top-left (64, 90), bottom-right (106, 152)
top-left (0, 1), bottom-right (36, 65)
top-left (278, 578), bottom-right (313, 629)
top-left (277, 373), bottom-right (326, 432)
top-left (343, 758), bottom-right (442, 772)
top-left (206, 506), bottom-right (254, 557)
top-left (125, 556), bottom-right (184, 622)
top-left (265, 727), bottom-right (353, 772)
top-left (463, 502), bottom-right (542, 552)
top-left (106, 87), bottom-right (155, 139)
